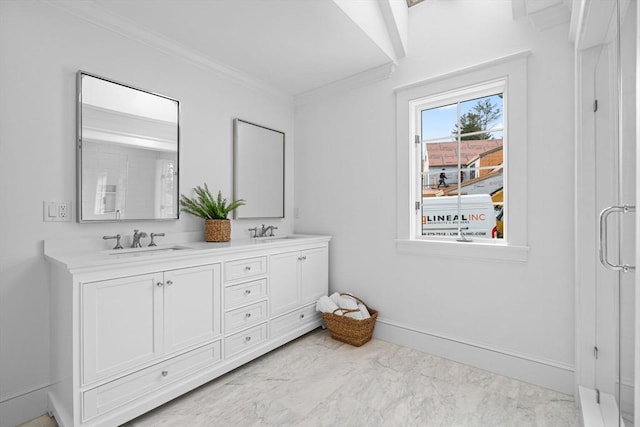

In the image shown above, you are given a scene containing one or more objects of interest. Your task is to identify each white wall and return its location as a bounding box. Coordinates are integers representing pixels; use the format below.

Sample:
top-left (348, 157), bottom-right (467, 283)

top-left (0, 2), bottom-right (295, 425)
top-left (295, 0), bottom-right (576, 392)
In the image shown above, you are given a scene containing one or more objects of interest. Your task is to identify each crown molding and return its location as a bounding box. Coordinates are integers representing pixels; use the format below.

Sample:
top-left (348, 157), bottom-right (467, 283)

top-left (41, 0), bottom-right (294, 104)
top-left (295, 62), bottom-right (396, 107)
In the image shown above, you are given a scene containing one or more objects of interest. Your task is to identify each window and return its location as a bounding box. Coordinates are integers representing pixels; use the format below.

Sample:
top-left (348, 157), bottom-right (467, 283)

top-left (395, 52), bottom-right (530, 261)
top-left (417, 81), bottom-right (505, 241)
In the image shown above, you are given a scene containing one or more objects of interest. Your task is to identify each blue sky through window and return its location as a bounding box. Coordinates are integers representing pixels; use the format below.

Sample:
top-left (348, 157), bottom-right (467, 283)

top-left (421, 94), bottom-right (503, 142)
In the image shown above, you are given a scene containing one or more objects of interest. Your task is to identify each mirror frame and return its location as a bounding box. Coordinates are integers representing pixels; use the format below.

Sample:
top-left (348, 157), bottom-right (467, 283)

top-left (233, 119), bottom-right (285, 219)
top-left (76, 71), bottom-right (181, 223)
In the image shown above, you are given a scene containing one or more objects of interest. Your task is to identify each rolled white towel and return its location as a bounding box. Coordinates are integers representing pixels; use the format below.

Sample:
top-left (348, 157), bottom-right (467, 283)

top-left (329, 292), bottom-right (341, 306)
top-left (315, 296), bottom-right (339, 313)
top-left (358, 303), bottom-right (371, 319)
top-left (344, 309), bottom-right (363, 320)
top-left (336, 295), bottom-right (359, 311)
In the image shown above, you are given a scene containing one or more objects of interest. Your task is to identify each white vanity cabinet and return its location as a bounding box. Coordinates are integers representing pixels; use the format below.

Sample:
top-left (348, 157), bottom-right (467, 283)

top-left (269, 246), bottom-right (327, 337)
top-left (270, 246), bottom-right (328, 316)
top-left (45, 235), bottom-right (330, 427)
top-left (223, 256), bottom-right (270, 358)
top-left (81, 272), bottom-right (164, 385)
top-left (82, 264), bottom-right (221, 385)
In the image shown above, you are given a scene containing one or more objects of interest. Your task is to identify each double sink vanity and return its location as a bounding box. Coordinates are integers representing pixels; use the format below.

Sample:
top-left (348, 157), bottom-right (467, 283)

top-left (47, 70), bottom-right (317, 426)
top-left (45, 233), bottom-right (330, 427)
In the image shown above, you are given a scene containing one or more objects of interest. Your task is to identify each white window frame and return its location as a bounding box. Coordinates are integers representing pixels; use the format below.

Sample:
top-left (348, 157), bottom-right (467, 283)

top-left (395, 52), bottom-right (530, 262)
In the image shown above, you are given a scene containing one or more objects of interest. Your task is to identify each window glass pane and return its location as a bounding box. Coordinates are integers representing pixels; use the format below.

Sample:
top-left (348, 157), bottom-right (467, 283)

top-left (421, 102), bottom-right (457, 142)
top-left (422, 194), bottom-right (498, 239)
top-left (420, 91), bottom-right (504, 241)
top-left (457, 94), bottom-right (503, 140)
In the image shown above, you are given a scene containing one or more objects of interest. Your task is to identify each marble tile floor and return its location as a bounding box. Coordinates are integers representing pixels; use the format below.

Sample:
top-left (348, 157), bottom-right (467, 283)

top-left (27, 328), bottom-right (580, 427)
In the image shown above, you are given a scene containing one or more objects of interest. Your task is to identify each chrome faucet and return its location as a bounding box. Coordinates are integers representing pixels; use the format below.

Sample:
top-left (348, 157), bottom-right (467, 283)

top-left (249, 225), bottom-right (278, 238)
top-left (148, 232), bottom-right (165, 247)
top-left (131, 229), bottom-right (147, 248)
top-left (103, 234), bottom-right (123, 250)
top-left (262, 225), bottom-right (278, 237)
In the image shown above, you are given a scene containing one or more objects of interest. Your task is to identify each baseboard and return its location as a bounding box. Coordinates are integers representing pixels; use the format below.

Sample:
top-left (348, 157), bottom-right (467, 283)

top-left (0, 386), bottom-right (50, 427)
top-left (373, 318), bottom-right (575, 395)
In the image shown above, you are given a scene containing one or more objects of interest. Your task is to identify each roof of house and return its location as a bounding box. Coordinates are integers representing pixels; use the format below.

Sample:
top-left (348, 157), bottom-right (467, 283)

top-left (425, 139), bottom-right (503, 167)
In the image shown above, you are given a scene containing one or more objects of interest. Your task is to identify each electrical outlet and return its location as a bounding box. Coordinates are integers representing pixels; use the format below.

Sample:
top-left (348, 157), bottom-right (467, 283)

top-left (58, 203), bottom-right (68, 219)
top-left (43, 201), bottom-right (72, 222)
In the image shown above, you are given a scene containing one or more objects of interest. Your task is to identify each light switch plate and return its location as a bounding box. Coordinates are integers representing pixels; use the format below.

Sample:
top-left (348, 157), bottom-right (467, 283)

top-left (43, 201), bottom-right (72, 222)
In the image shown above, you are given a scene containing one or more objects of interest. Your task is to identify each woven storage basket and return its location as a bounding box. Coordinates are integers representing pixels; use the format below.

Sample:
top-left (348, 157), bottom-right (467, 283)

top-left (205, 219), bottom-right (231, 242)
top-left (321, 293), bottom-right (377, 347)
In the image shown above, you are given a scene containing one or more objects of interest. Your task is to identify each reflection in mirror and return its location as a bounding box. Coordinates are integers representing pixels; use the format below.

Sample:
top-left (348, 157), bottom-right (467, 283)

top-left (77, 72), bottom-right (180, 222)
top-left (233, 119), bottom-right (284, 219)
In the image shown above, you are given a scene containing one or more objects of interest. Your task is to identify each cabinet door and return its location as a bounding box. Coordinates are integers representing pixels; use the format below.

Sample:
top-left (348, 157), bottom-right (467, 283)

top-left (300, 247), bottom-right (329, 304)
top-left (269, 251), bottom-right (300, 317)
top-left (164, 264), bottom-right (221, 354)
top-left (82, 273), bottom-right (163, 384)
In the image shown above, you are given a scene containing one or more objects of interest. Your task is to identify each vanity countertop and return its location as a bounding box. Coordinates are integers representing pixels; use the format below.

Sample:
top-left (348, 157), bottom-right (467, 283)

top-left (44, 234), bottom-right (331, 271)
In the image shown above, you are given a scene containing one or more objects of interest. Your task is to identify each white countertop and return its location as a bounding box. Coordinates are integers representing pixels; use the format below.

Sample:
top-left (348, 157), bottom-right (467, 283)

top-left (44, 234), bottom-right (331, 271)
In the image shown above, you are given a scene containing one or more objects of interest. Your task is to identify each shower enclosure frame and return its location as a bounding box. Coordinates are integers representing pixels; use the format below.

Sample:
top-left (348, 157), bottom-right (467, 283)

top-left (573, 0), bottom-right (637, 425)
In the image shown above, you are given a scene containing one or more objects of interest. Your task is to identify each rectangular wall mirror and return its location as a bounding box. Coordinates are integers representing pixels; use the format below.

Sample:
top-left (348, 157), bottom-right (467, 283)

top-left (77, 72), bottom-right (180, 222)
top-left (233, 119), bottom-right (285, 219)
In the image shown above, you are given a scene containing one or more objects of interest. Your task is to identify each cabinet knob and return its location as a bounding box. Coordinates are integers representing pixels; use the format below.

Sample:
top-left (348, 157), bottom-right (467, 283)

top-left (245, 336), bottom-right (252, 342)
top-left (244, 289), bottom-right (252, 295)
top-left (244, 266), bottom-right (251, 272)
top-left (245, 313), bottom-right (252, 318)
top-left (161, 370), bottom-right (168, 377)
top-left (166, 280), bottom-right (173, 286)
top-left (300, 313), bottom-right (305, 319)
top-left (157, 282), bottom-right (164, 287)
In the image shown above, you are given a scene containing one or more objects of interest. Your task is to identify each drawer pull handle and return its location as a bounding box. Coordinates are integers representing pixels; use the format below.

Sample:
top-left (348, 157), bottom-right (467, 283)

top-left (245, 313), bottom-right (252, 318)
top-left (244, 266), bottom-right (251, 272)
top-left (166, 280), bottom-right (173, 286)
top-left (161, 370), bottom-right (168, 377)
top-left (245, 336), bottom-right (252, 342)
top-left (157, 282), bottom-right (163, 287)
top-left (244, 289), bottom-right (252, 295)
top-left (298, 256), bottom-right (307, 261)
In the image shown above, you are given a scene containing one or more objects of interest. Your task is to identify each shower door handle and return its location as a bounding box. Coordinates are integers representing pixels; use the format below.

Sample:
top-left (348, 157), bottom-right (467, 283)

top-left (599, 205), bottom-right (635, 272)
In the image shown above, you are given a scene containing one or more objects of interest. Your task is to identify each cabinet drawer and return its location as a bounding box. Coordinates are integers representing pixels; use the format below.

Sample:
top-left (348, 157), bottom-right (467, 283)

top-left (82, 341), bottom-right (221, 421)
top-left (225, 323), bottom-right (268, 358)
top-left (224, 278), bottom-right (267, 309)
top-left (225, 301), bottom-right (268, 334)
top-left (270, 304), bottom-right (320, 339)
top-left (225, 257), bottom-right (267, 282)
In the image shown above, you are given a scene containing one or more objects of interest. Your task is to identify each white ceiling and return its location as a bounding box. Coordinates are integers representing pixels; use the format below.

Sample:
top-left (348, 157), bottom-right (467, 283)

top-left (80, 0), bottom-right (396, 97)
top-left (57, 0), bottom-right (572, 100)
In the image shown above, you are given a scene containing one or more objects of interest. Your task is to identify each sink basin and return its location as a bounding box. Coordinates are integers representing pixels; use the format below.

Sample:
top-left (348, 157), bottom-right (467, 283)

top-left (104, 245), bottom-right (192, 257)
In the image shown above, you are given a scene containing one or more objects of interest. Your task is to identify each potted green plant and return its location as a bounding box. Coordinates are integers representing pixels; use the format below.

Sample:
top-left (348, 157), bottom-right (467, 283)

top-left (180, 183), bottom-right (246, 242)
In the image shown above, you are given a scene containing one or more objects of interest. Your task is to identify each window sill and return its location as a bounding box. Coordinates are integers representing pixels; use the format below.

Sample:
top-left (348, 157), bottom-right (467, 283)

top-left (395, 239), bottom-right (529, 262)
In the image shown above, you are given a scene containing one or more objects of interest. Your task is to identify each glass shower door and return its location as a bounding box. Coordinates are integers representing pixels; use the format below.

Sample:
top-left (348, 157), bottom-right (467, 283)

top-left (596, 1), bottom-right (636, 425)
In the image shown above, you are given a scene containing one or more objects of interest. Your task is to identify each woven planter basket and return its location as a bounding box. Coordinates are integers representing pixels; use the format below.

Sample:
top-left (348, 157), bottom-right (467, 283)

top-left (321, 293), bottom-right (378, 347)
top-left (205, 219), bottom-right (231, 242)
